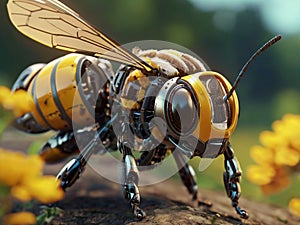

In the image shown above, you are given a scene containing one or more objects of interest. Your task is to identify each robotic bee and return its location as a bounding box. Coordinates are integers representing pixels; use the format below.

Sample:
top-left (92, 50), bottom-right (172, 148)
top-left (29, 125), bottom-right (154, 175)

top-left (7, 0), bottom-right (281, 220)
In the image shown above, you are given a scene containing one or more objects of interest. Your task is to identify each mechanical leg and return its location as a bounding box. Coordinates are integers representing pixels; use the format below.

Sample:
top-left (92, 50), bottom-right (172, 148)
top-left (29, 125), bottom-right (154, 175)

top-left (173, 150), bottom-right (212, 207)
top-left (223, 144), bottom-right (249, 219)
top-left (56, 115), bottom-right (116, 190)
top-left (39, 131), bottom-right (79, 164)
top-left (121, 144), bottom-right (146, 220)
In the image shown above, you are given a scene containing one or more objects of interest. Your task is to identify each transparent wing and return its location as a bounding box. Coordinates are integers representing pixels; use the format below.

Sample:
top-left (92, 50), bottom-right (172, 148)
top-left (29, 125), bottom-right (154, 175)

top-left (7, 0), bottom-right (153, 72)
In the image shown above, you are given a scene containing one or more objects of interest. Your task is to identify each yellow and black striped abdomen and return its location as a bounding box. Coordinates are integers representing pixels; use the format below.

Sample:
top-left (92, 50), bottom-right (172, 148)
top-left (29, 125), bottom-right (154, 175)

top-left (28, 53), bottom-right (110, 131)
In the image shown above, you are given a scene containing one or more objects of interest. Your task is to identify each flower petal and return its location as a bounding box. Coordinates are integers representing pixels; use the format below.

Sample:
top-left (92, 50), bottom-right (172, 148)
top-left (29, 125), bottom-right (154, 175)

top-left (274, 147), bottom-right (300, 166)
top-left (21, 155), bottom-right (44, 183)
top-left (4, 212), bottom-right (36, 225)
top-left (261, 167), bottom-right (290, 195)
top-left (289, 198), bottom-right (300, 217)
top-left (246, 165), bottom-right (275, 185)
top-left (25, 176), bottom-right (64, 204)
top-left (0, 149), bottom-right (27, 186)
top-left (11, 185), bottom-right (32, 202)
top-left (0, 86), bottom-right (34, 117)
top-left (250, 145), bottom-right (274, 165)
top-left (259, 130), bottom-right (283, 148)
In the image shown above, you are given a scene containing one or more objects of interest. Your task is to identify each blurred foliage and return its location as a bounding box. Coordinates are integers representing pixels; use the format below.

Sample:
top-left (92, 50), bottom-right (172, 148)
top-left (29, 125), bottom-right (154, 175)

top-left (36, 206), bottom-right (64, 225)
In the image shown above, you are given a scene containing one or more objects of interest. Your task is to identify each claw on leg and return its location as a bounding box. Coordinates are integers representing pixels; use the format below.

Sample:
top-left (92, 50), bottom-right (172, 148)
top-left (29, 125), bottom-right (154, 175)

top-left (235, 206), bottom-right (249, 219)
top-left (133, 205), bottom-right (146, 220)
top-left (121, 146), bottom-right (145, 220)
top-left (223, 144), bottom-right (248, 219)
top-left (123, 182), bottom-right (146, 220)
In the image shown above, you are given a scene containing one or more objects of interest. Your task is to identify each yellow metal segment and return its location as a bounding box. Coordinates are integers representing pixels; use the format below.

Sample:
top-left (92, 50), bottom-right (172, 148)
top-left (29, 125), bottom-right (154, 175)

top-left (54, 54), bottom-right (95, 127)
top-left (120, 69), bottom-right (150, 110)
top-left (181, 74), bottom-right (212, 142)
top-left (39, 146), bottom-right (79, 164)
top-left (28, 59), bottom-right (60, 129)
top-left (28, 54), bottom-right (96, 130)
top-left (181, 71), bottom-right (239, 142)
top-left (54, 54), bottom-right (78, 122)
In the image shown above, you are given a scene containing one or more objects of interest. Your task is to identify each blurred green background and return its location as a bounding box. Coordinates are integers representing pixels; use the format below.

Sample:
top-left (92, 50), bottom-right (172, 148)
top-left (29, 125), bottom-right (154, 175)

top-left (0, 0), bottom-right (300, 208)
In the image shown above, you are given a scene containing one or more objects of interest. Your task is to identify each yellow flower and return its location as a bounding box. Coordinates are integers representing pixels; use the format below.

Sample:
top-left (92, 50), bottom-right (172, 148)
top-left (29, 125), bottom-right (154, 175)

top-left (0, 86), bottom-right (11, 104)
top-left (261, 167), bottom-right (290, 195)
top-left (282, 114), bottom-right (300, 130)
top-left (0, 86), bottom-right (34, 117)
top-left (10, 185), bottom-right (32, 202)
top-left (273, 114), bottom-right (300, 151)
top-left (25, 176), bottom-right (64, 204)
top-left (289, 198), bottom-right (300, 217)
top-left (250, 145), bottom-right (274, 165)
top-left (274, 147), bottom-right (300, 166)
top-left (247, 164), bottom-right (290, 195)
top-left (10, 90), bottom-right (34, 117)
top-left (0, 149), bottom-right (27, 186)
top-left (0, 149), bottom-right (43, 186)
top-left (3, 212), bottom-right (36, 225)
top-left (19, 155), bottom-right (44, 183)
top-left (246, 165), bottom-right (275, 185)
top-left (0, 148), bottom-right (64, 204)
top-left (259, 130), bottom-right (284, 149)
top-left (248, 114), bottom-right (300, 203)
top-left (290, 139), bottom-right (300, 152)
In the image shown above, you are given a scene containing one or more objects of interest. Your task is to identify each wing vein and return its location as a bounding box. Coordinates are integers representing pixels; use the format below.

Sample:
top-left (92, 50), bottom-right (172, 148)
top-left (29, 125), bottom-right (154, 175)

top-left (7, 0), bottom-right (154, 72)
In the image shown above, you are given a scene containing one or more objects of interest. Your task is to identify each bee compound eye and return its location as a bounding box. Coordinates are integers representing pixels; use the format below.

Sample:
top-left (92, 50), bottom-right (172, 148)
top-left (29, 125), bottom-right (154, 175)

top-left (168, 87), bottom-right (197, 135)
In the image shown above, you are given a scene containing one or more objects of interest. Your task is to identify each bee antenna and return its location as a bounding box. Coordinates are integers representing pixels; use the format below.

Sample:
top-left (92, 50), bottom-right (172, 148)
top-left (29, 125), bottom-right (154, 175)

top-left (223, 35), bottom-right (282, 101)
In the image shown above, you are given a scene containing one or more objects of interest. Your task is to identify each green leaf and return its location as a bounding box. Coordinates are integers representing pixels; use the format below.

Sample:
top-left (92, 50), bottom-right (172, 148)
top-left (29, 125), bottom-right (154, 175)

top-left (36, 206), bottom-right (64, 225)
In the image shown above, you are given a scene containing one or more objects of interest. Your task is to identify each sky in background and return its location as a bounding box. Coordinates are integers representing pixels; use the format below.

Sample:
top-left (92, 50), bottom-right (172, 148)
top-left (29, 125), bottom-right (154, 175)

top-left (189, 0), bottom-right (300, 35)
